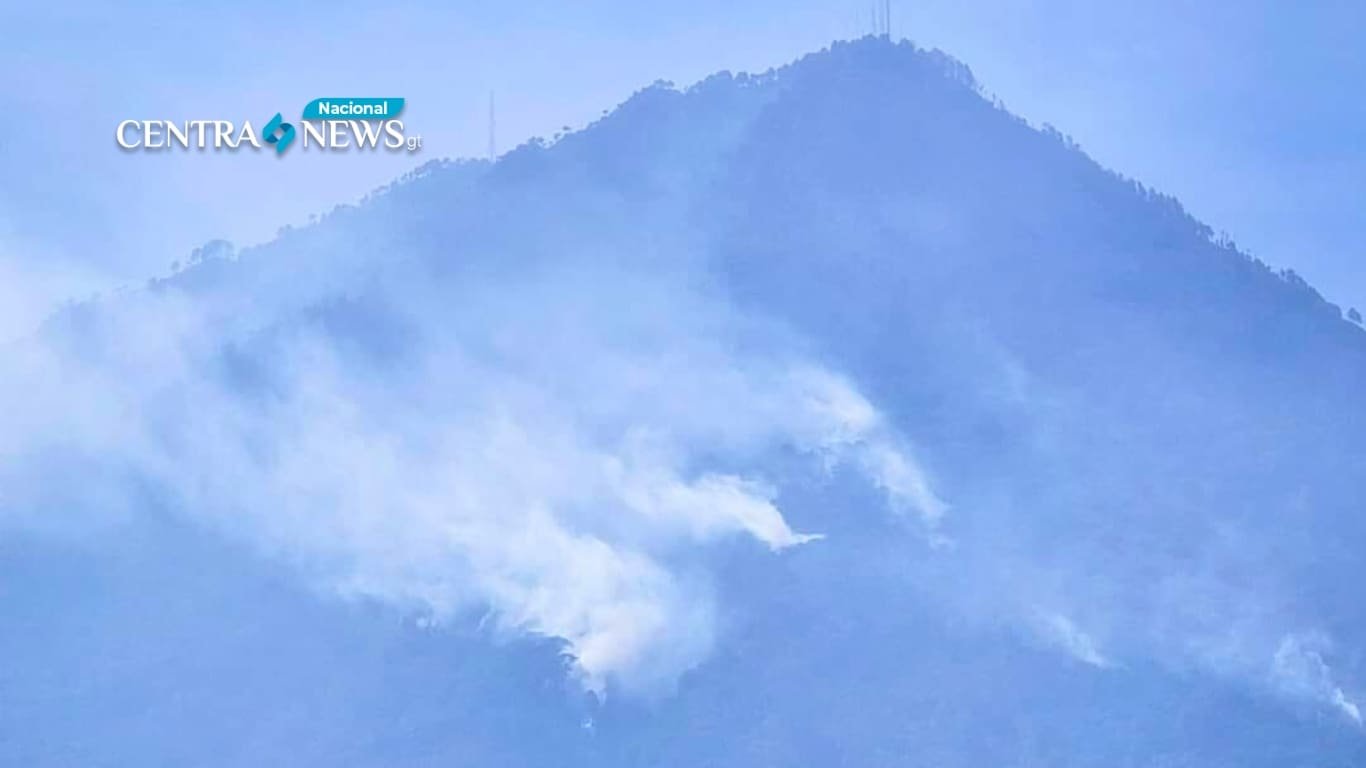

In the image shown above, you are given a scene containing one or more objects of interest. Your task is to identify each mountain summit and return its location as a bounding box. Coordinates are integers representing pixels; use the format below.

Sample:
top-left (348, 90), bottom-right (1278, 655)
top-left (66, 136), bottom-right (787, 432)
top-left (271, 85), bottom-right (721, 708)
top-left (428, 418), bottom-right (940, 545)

top-left (4, 37), bottom-right (1365, 766)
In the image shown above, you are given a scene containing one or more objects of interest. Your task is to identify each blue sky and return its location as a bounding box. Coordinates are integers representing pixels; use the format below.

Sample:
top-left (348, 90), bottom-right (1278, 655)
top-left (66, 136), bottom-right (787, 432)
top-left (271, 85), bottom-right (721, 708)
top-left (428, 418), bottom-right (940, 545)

top-left (2, 0), bottom-right (1363, 336)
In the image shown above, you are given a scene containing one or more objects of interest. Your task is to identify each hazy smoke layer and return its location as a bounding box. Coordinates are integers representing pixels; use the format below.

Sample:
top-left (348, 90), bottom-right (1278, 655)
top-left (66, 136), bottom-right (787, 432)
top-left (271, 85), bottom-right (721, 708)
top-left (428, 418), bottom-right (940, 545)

top-left (0, 249), bottom-right (943, 692)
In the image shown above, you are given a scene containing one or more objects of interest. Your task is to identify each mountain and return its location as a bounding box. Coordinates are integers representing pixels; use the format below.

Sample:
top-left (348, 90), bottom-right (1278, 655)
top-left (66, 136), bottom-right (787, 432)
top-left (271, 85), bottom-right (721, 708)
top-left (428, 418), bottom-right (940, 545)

top-left (3, 36), bottom-right (1365, 766)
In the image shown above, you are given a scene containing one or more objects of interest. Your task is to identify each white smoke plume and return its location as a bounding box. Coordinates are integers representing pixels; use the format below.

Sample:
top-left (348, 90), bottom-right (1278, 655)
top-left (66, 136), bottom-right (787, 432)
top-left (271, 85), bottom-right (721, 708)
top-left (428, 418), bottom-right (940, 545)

top-left (0, 247), bottom-right (945, 693)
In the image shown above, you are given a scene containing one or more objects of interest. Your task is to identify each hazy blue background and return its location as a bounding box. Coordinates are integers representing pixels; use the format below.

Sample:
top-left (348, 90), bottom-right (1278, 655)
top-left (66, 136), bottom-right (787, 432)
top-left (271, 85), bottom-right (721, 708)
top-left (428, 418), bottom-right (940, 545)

top-left (1, 0), bottom-right (1363, 339)
top-left (3, 10), bottom-right (1366, 763)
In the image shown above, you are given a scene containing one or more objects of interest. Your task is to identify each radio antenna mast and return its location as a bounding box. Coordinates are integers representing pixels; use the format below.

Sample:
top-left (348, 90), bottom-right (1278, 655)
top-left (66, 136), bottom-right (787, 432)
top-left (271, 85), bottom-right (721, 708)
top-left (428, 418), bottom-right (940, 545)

top-left (487, 91), bottom-right (497, 161)
top-left (871, 1), bottom-right (892, 38)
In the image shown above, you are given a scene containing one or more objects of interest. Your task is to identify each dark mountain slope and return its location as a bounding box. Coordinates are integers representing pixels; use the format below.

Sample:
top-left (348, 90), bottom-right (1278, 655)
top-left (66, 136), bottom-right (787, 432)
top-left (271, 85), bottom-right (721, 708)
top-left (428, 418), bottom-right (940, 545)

top-left (5, 36), bottom-right (1366, 766)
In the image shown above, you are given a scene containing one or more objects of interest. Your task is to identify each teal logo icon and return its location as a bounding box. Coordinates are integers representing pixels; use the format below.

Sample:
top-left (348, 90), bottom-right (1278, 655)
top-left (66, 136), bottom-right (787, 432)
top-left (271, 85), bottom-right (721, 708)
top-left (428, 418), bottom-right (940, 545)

top-left (262, 113), bottom-right (295, 154)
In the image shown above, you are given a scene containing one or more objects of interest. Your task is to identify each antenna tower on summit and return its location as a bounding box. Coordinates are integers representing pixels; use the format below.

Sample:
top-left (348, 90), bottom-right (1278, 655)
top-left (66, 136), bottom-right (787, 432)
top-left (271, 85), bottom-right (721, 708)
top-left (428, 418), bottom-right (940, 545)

top-left (870, 1), bottom-right (893, 39)
top-left (487, 91), bottom-right (497, 161)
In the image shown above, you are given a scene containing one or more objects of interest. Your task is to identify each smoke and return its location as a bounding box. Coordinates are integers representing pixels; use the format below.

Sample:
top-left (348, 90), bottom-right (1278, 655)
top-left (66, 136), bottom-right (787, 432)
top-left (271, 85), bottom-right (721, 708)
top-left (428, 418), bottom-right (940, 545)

top-left (0, 231), bottom-right (107, 345)
top-left (1036, 611), bottom-right (1111, 668)
top-left (4, 220), bottom-right (1356, 727)
top-left (1272, 633), bottom-right (1363, 725)
top-left (0, 245), bottom-right (944, 693)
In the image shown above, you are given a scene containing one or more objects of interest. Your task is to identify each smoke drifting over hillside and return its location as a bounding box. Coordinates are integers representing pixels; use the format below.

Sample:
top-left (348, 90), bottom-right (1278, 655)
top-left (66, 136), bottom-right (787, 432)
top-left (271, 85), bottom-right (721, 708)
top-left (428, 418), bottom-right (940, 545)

top-left (3, 36), bottom-right (1366, 767)
top-left (0, 236), bottom-right (944, 692)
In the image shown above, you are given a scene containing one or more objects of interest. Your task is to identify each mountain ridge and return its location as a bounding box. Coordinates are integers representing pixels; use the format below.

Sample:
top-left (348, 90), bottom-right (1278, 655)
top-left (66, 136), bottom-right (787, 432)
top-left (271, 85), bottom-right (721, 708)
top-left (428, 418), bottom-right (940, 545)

top-left (153, 36), bottom-right (1358, 344)
top-left (7, 35), bottom-right (1366, 767)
